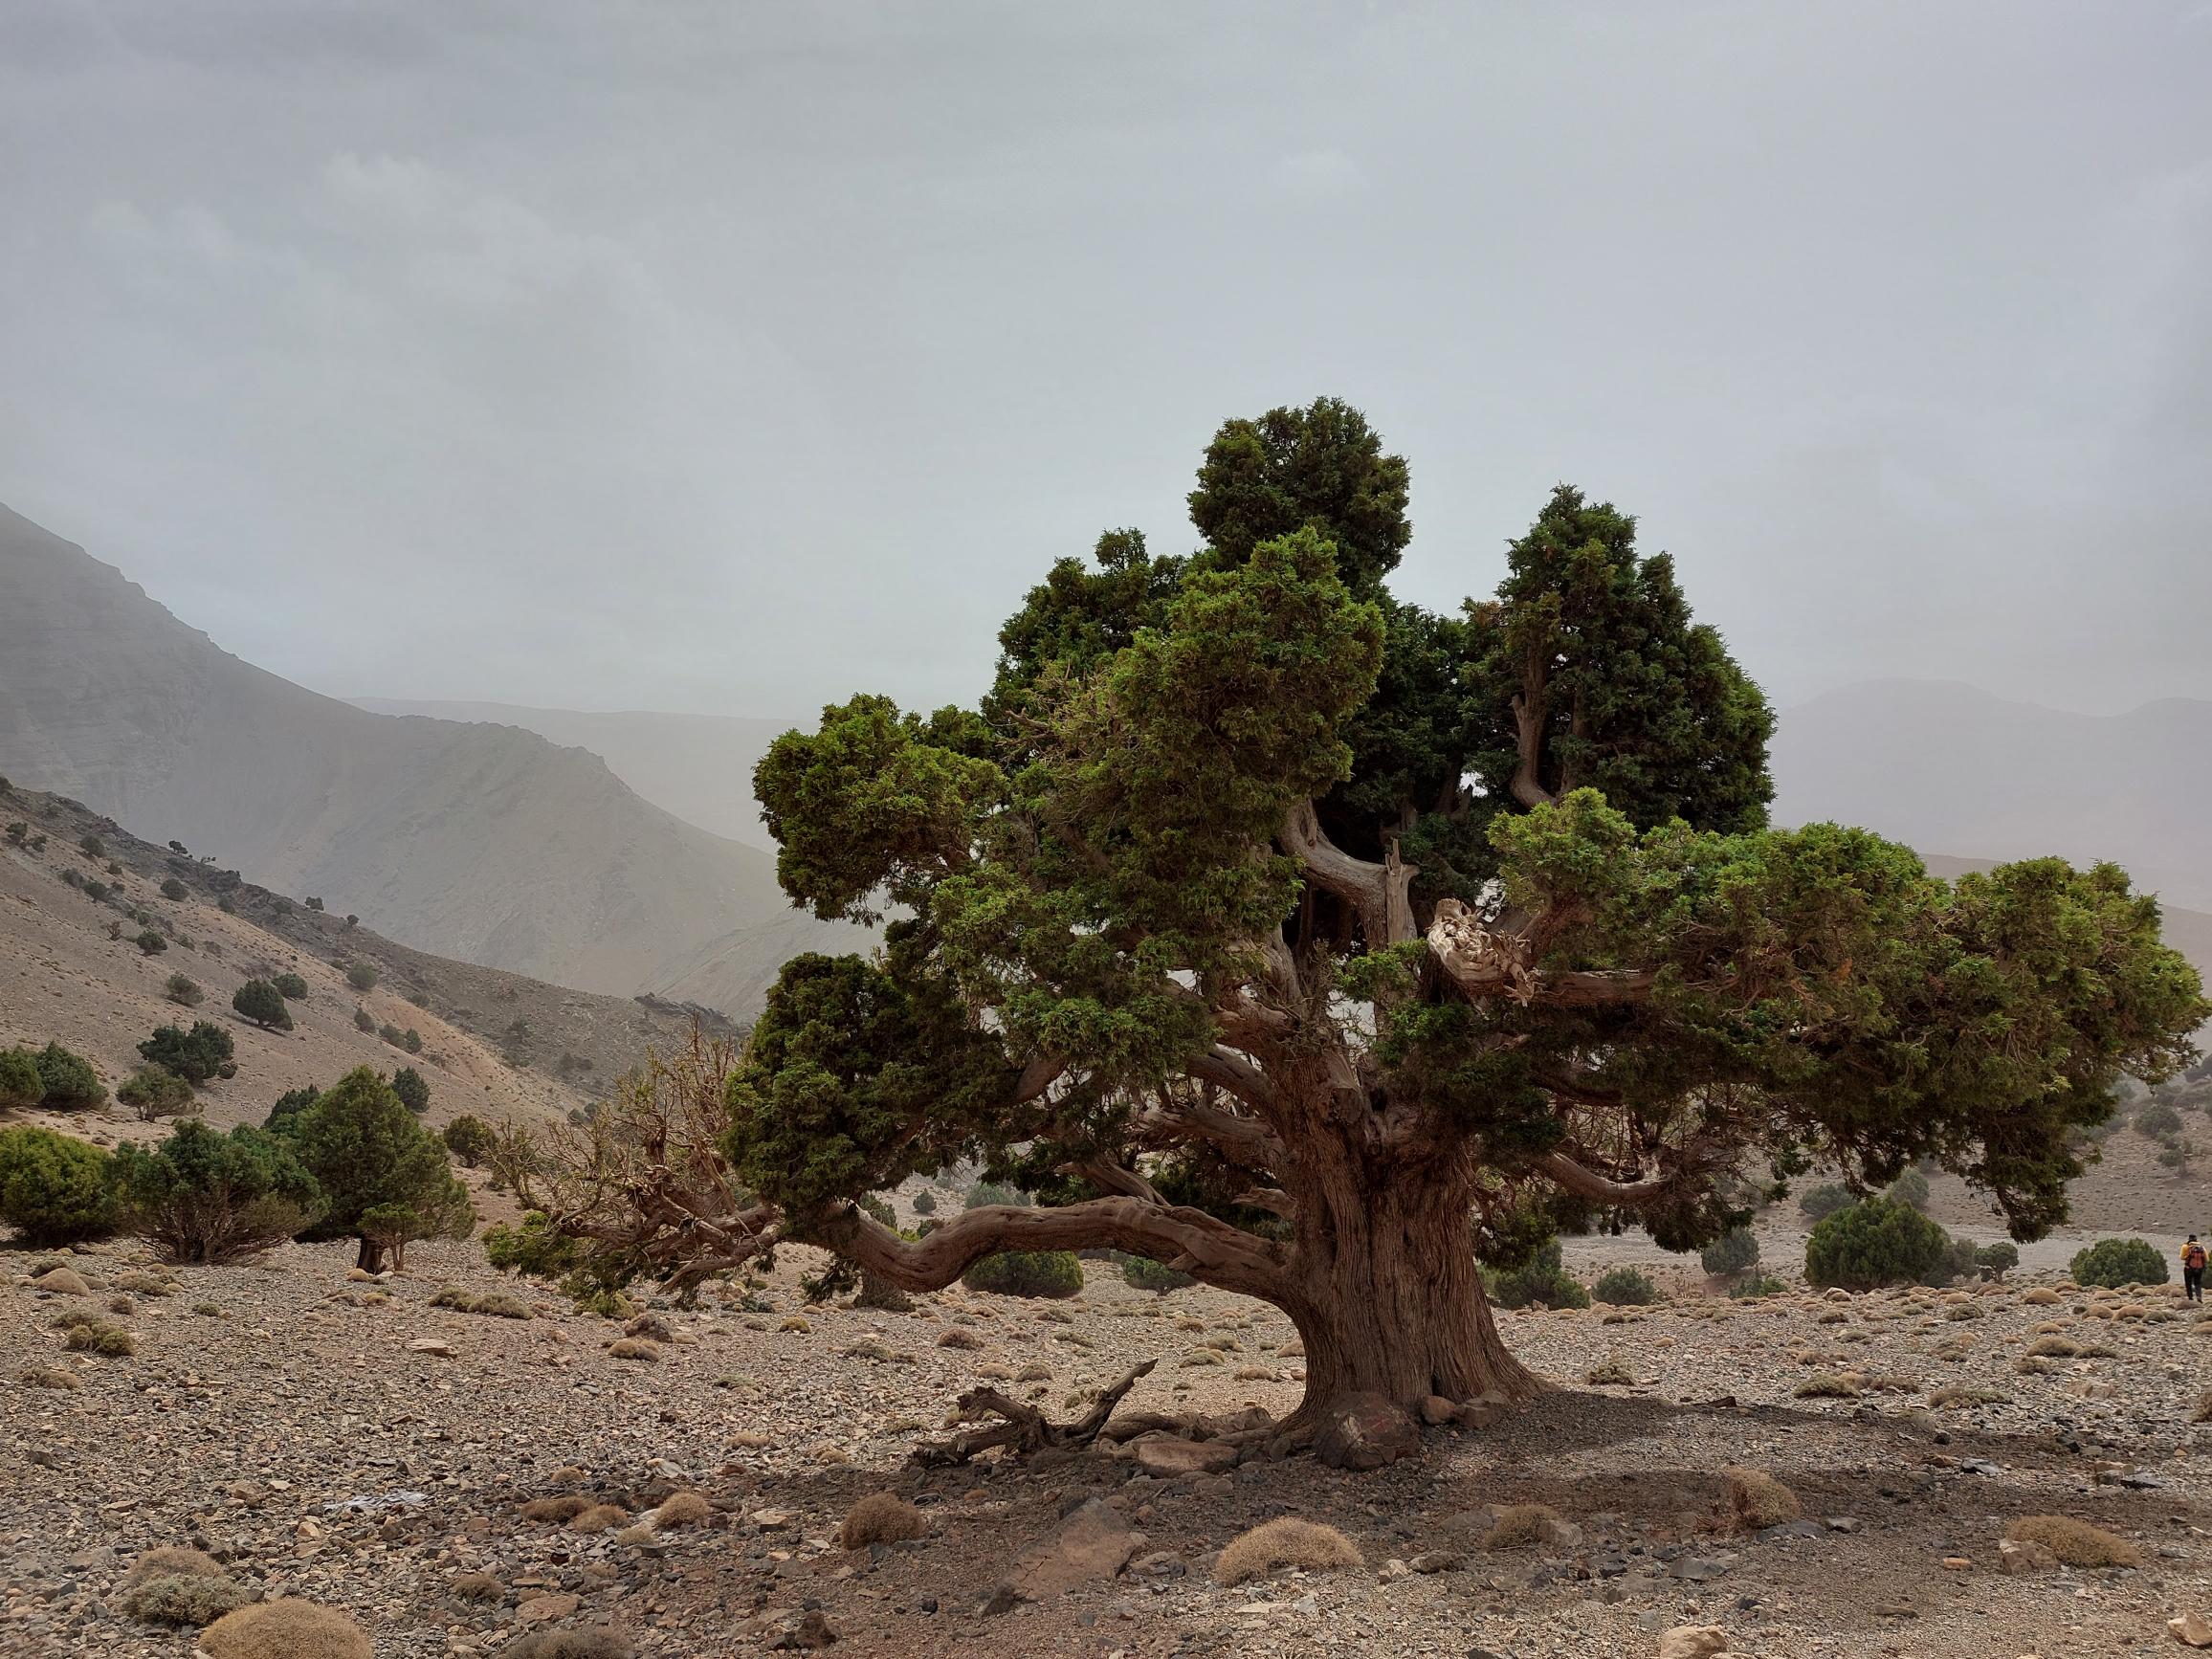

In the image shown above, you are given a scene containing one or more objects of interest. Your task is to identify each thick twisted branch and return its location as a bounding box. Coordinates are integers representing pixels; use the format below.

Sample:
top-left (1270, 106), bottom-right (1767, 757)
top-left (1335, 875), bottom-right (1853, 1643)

top-left (1427, 897), bottom-right (1653, 1006)
top-left (820, 1194), bottom-right (1286, 1299)
top-left (1280, 800), bottom-right (1418, 946)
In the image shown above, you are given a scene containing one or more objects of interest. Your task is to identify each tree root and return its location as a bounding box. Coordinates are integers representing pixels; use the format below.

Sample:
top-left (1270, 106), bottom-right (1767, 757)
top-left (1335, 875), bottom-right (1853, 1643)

top-left (911, 1360), bottom-right (1157, 1468)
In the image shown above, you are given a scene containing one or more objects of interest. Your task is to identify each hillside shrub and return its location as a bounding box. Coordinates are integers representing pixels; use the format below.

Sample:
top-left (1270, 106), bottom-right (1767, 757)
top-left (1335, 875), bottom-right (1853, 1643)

top-left (1883, 1167), bottom-right (1932, 1210)
top-left (1728, 1272), bottom-right (1789, 1298)
top-left (0, 1046), bottom-right (43, 1111)
top-left (1486, 1239), bottom-right (1591, 1310)
top-left (964, 1182), bottom-right (1030, 1210)
top-left (160, 878), bottom-right (188, 902)
top-left (1804, 1196), bottom-right (1950, 1289)
top-left (280, 1067), bottom-right (472, 1271)
top-left (34, 1043), bottom-right (106, 1111)
top-left (137, 1021), bottom-right (234, 1086)
top-left (390, 1067), bottom-right (430, 1115)
top-left (164, 974), bottom-right (203, 1007)
top-left (2135, 1101), bottom-right (2184, 1139)
top-left (78, 834), bottom-right (104, 857)
top-left (264, 1086), bottom-right (320, 1127)
top-left (232, 980), bottom-right (293, 1030)
top-left (304, 896), bottom-right (324, 912)
top-left (135, 929), bottom-right (167, 956)
top-left (962, 1250), bottom-right (1083, 1298)
top-left (0, 1125), bottom-right (118, 1243)
top-left (442, 1115), bottom-right (493, 1166)
top-left (118, 1066), bottom-right (197, 1120)
top-left (353, 1007), bottom-right (376, 1032)
top-left (1700, 1228), bottom-right (1760, 1278)
top-left (1122, 1254), bottom-right (1196, 1294)
top-left (1975, 1241), bottom-right (2020, 1279)
top-left (112, 1118), bottom-right (321, 1263)
top-left (1591, 1265), bottom-right (1660, 1306)
top-left (1797, 1182), bottom-right (1854, 1222)
top-left (346, 962), bottom-right (379, 992)
top-left (379, 1023), bottom-right (407, 1048)
top-left (2069, 1236), bottom-right (2168, 1289)
top-left (83, 879), bottom-right (110, 902)
top-left (401, 1028), bottom-right (423, 1054)
top-left (272, 972), bottom-right (309, 1001)
top-left (911, 1186), bottom-right (937, 1215)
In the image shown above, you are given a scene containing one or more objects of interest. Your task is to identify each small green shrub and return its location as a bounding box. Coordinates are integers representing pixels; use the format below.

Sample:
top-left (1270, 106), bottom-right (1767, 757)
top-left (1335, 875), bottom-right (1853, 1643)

top-left (112, 1117), bottom-right (322, 1263)
top-left (1700, 1228), bottom-right (1759, 1278)
top-left (1805, 1197), bottom-right (1950, 1289)
top-left (232, 980), bottom-right (293, 1030)
top-left (1797, 1183), bottom-right (1854, 1222)
top-left (164, 974), bottom-right (203, 1007)
top-left (1974, 1240), bottom-right (2020, 1279)
top-left (346, 962), bottom-right (380, 992)
top-left (1590, 1265), bottom-right (1660, 1306)
top-left (354, 1006), bottom-right (376, 1033)
top-left (1122, 1254), bottom-right (1196, 1294)
top-left (0, 1045), bottom-right (43, 1111)
top-left (118, 1066), bottom-right (197, 1120)
top-left (33, 1043), bottom-right (105, 1111)
top-left (2135, 1101), bottom-right (2184, 1139)
top-left (963, 1181), bottom-right (1030, 1210)
top-left (911, 1186), bottom-right (938, 1215)
top-left (443, 1116), bottom-right (493, 1166)
top-left (1486, 1240), bottom-right (1590, 1310)
top-left (272, 972), bottom-right (309, 1000)
top-left (1883, 1167), bottom-right (1932, 1210)
top-left (2069, 1236), bottom-right (2169, 1289)
top-left (134, 929), bottom-right (168, 956)
top-left (78, 833), bottom-right (105, 858)
top-left (160, 878), bottom-right (188, 902)
top-left (0, 1125), bottom-right (118, 1243)
top-left (137, 1021), bottom-right (233, 1086)
top-left (390, 1067), bottom-right (430, 1115)
top-left (1727, 1272), bottom-right (1789, 1298)
top-left (962, 1250), bottom-right (1083, 1298)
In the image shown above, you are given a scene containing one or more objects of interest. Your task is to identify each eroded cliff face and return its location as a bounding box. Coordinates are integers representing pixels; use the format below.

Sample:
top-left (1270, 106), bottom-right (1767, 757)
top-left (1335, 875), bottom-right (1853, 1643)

top-left (0, 504), bottom-right (852, 1006)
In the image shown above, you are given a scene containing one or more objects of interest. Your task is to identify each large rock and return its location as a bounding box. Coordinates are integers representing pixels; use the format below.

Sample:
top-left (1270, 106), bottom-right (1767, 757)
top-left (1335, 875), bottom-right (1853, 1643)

top-left (1010, 1500), bottom-right (1143, 1600)
top-left (1314, 1393), bottom-right (1421, 1471)
top-left (1655, 1628), bottom-right (1731, 1659)
top-left (1125, 1432), bottom-right (1240, 1477)
top-left (2171, 1611), bottom-right (2212, 1648)
top-left (1999, 1537), bottom-right (2061, 1575)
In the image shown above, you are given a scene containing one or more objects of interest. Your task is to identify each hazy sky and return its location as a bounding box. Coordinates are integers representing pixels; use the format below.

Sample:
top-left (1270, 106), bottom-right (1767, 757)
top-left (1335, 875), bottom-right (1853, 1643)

top-left (4, 3), bottom-right (2209, 720)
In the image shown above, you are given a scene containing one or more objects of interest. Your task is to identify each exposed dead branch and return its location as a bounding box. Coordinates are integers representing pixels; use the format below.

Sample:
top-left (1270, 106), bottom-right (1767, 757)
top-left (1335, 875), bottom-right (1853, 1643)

top-left (911, 1360), bottom-right (1157, 1467)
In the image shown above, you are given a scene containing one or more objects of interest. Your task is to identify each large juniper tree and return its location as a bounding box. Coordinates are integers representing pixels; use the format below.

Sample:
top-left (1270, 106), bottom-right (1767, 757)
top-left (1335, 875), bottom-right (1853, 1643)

top-left (567, 399), bottom-right (2205, 1433)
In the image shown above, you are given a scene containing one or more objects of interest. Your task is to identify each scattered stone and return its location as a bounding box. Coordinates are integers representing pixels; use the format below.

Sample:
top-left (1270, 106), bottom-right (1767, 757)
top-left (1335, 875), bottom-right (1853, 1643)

top-left (2171, 1611), bottom-right (2212, 1648)
top-left (1314, 1393), bottom-right (1421, 1471)
top-left (1011, 1499), bottom-right (1141, 1599)
top-left (1656, 1625), bottom-right (1731, 1659)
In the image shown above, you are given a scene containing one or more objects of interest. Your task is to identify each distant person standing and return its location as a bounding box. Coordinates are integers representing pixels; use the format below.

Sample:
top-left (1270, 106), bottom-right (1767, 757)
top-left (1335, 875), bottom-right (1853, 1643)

top-left (2185, 1235), bottom-right (2207, 1303)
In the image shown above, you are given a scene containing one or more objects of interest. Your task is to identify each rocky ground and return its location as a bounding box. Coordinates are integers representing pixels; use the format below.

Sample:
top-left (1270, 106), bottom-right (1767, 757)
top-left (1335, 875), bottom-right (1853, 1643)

top-left (9, 1229), bottom-right (2212, 1659)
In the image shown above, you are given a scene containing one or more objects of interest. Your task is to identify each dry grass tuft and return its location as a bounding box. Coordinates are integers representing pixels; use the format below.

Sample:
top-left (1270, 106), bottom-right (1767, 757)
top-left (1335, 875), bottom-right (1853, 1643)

top-left (653, 1491), bottom-right (713, 1529)
top-left (778, 1315), bottom-right (811, 1333)
top-left (120, 1572), bottom-right (246, 1626)
top-left (1928, 1384), bottom-right (2008, 1409)
top-left (199, 1600), bottom-right (374, 1659)
top-left (520, 1495), bottom-right (592, 1524)
top-left (430, 1287), bottom-right (532, 1319)
top-left (2025, 1336), bottom-right (2081, 1358)
top-left (840, 1492), bottom-right (930, 1549)
top-left (605, 1338), bottom-right (658, 1360)
top-left (503, 1631), bottom-right (637, 1659)
top-left (1793, 1372), bottom-right (1859, 1399)
top-left (126, 1545), bottom-right (228, 1585)
top-left (2022, 1287), bottom-right (2061, 1305)
top-left (545, 1466), bottom-right (587, 1489)
top-left (566, 1503), bottom-right (630, 1534)
top-left (1483, 1503), bottom-right (1564, 1549)
top-left (17, 1364), bottom-right (79, 1390)
top-left (1585, 1359), bottom-right (1634, 1385)
top-left (936, 1327), bottom-right (984, 1350)
top-left (449, 1570), bottom-right (503, 1602)
top-left (2193, 1388), bottom-right (2212, 1426)
top-left (1214, 1517), bottom-right (1362, 1585)
top-left (2003, 1515), bottom-right (2142, 1567)
top-left (1723, 1468), bottom-right (1801, 1530)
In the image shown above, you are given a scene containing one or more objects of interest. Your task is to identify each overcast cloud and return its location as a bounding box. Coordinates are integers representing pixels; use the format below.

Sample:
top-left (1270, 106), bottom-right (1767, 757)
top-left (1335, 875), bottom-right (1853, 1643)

top-left (3, 2), bottom-right (2208, 719)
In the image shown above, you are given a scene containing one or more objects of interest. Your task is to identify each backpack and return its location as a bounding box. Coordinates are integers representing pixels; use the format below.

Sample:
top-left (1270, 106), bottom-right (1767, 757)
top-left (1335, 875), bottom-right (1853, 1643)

top-left (2188, 1244), bottom-right (2205, 1271)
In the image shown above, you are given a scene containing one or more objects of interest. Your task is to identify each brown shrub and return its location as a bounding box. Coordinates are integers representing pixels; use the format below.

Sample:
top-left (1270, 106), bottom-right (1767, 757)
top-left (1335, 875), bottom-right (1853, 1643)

top-left (545, 1466), bottom-right (587, 1489)
top-left (449, 1570), bottom-right (502, 1602)
top-left (605, 1338), bottom-right (658, 1360)
top-left (566, 1503), bottom-right (630, 1534)
top-left (1214, 1517), bottom-right (1362, 1585)
top-left (126, 1545), bottom-right (228, 1585)
top-left (2003, 1515), bottom-right (2141, 1567)
top-left (1585, 1360), bottom-right (1634, 1385)
top-left (503, 1632), bottom-right (636, 1659)
top-left (936, 1327), bottom-right (984, 1350)
top-left (1483, 1503), bottom-right (1565, 1549)
top-left (1723, 1468), bottom-right (1800, 1530)
top-left (840, 1492), bottom-right (929, 1549)
top-left (520, 1495), bottom-right (592, 1524)
top-left (2022, 1288), bottom-right (2061, 1305)
top-left (2025, 1336), bottom-right (2081, 1358)
top-left (120, 1572), bottom-right (246, 1626)
top-left (653, 1491), bottom-right (714, 1529)
top-left (198, 1600), bottom-right (374, 1659)
top-left (17, 1365), bottom-right (79, 1390)
top-left (62, 1319), bottom-right (136, 1357)
top-left (1792, 1372), bottom-right (1858, 1399)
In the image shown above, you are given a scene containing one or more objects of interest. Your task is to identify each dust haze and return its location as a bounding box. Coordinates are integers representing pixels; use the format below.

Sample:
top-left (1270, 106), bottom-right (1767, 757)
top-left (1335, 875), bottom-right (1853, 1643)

top-left (4, 2), bottom-right (2209, 719)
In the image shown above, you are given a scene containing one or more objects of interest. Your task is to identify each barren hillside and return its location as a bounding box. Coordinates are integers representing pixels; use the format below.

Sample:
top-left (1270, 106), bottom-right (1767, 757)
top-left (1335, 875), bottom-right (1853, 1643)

top-left (0, 505), bottom-right (852, 1008)
top-left (0, 784), bottom-right (713, 1139)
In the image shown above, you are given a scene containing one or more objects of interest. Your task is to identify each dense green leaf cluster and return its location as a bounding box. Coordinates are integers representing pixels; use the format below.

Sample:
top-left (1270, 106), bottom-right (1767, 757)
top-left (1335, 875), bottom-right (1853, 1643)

top-left (0, 1125), bottom-right (119, 1244)
top-left (111, 1117), bottom-right (321, 1263)
top-left (2068, 1235), bottom-right (2167, 1288)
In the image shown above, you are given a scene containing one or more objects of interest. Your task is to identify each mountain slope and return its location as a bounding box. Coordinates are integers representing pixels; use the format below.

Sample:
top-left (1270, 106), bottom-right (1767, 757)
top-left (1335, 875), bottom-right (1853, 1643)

top-left (0, 505), bottom-right (846, 1007)
top-left (349, 698), bottom-right (789, 850)
top-left (1773, 679), bottom-right (2212, 909)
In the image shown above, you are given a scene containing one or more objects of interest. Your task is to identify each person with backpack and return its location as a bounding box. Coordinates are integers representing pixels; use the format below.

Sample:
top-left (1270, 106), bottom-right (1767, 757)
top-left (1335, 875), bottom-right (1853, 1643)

top-left (2184, 1236), bottom-right (2206, 1302)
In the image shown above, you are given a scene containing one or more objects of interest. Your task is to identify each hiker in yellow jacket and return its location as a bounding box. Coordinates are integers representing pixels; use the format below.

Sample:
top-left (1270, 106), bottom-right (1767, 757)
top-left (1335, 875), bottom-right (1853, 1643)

top-left (2184, 1235), bottom-right (2206, 1303)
